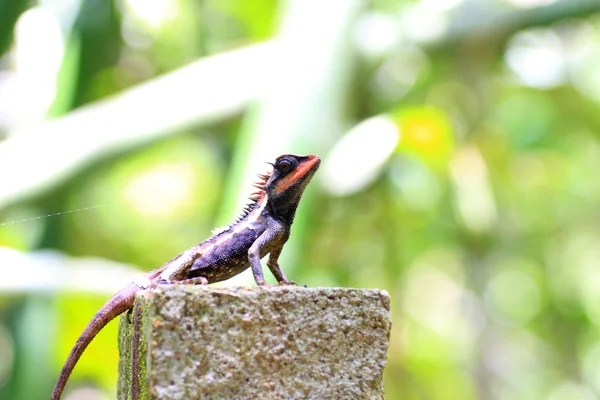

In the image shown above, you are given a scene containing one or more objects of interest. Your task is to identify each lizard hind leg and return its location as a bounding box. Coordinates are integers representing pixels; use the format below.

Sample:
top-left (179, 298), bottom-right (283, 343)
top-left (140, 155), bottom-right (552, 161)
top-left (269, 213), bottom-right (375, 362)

top-left (153, 276), bottom-right (208, 287)
top-left (171, 276), bottom-right (209, 285)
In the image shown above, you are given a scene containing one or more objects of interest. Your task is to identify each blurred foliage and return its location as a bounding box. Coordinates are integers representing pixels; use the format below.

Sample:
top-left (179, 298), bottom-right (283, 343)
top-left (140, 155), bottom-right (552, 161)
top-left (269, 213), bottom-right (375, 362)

top-left (2, 0), bottom-right (600, 399)
top-left (0, 0), bottom-right (30, 57)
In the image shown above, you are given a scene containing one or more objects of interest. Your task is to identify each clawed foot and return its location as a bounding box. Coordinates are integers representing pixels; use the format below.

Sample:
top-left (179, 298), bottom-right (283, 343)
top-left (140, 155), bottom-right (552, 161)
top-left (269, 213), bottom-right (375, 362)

top-left (278, 280), bottom-right (296, 286)
top-left (256, 280), bottom-right (297, 287)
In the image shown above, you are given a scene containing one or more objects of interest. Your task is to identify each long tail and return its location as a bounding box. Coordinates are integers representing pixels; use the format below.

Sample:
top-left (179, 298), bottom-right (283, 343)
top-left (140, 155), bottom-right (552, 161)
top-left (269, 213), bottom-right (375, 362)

top-left (51, 282), bottom-right (140, 400)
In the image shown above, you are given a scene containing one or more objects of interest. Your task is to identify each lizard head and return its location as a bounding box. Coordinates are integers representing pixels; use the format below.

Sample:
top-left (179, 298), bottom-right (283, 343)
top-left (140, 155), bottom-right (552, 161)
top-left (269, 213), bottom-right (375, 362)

top-left (265, 154), bottom-right (321, 224)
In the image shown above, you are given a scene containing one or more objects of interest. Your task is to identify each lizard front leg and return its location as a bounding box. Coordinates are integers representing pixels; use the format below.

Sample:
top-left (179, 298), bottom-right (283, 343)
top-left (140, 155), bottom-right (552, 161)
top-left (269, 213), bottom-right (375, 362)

top-left (267, 246), bottom-right (295, 285)
top-left (248, 226), bottom-right (286, 286)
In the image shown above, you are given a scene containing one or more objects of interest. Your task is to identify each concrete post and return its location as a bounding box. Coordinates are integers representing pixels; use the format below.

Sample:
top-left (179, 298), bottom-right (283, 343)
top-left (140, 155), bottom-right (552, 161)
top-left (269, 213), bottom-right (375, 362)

top-left (118, 286), bottom-right (391, 399)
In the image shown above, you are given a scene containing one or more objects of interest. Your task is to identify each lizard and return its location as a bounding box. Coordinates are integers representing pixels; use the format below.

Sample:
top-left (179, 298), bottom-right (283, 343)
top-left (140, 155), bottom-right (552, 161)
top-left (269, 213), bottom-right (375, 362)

top-left (51, 153), bottom-right (321, 400)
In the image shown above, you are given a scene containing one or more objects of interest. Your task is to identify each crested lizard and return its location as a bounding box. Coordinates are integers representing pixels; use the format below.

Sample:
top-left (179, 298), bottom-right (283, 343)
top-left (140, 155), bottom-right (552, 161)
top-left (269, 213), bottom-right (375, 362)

top-left (51, 154), bottom-right (320, 400)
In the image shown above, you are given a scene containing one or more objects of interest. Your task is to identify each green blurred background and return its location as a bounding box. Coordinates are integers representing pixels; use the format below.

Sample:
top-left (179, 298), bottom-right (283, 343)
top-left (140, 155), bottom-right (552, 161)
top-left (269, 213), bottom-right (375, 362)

top-left (1, 0), bottom-right (600, 399)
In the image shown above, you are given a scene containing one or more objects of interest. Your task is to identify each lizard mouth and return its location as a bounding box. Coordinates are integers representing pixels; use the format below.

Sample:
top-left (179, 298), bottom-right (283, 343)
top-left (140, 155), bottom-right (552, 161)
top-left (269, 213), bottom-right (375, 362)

top-left (299, 155), bottom-right (320, 184)
top-left (302, 155), bottom-right (321, 175)
top-left (273, 155), bottom-right (320, 195)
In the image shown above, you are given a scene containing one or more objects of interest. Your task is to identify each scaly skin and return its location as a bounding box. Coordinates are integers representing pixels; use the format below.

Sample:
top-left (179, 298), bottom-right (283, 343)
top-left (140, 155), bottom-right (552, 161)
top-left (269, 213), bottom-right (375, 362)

top-left (51, 154), bottom-right (320, 400)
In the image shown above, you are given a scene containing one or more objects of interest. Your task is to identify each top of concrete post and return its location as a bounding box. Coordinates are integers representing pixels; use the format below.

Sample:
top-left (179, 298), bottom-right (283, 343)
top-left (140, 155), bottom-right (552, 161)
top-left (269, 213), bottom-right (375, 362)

top-left (119, 285), bottom-right (391, 400)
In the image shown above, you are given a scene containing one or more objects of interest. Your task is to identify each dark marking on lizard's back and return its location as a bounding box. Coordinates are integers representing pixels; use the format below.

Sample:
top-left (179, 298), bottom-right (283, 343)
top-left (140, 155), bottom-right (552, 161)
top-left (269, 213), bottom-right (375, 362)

top-left (180, 172), bottom-right (271, 282)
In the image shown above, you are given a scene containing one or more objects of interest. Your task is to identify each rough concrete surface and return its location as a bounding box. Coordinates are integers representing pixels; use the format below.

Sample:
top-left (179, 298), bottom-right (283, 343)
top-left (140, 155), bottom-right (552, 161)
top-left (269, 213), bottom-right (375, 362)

top-left (118, 286), bottom-right (391, 400)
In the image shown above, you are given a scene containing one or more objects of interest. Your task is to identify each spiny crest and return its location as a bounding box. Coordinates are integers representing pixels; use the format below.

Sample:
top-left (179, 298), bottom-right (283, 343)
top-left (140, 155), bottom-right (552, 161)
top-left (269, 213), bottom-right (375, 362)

top-left (210, 169), bottom-right (272, 236)
top-left (236, 170), bottom-right (270, 220)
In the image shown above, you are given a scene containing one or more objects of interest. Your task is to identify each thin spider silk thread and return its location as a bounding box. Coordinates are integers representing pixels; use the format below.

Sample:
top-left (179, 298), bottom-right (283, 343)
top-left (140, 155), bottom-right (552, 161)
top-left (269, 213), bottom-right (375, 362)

top-left (0, 203), bottom-right (110, 226)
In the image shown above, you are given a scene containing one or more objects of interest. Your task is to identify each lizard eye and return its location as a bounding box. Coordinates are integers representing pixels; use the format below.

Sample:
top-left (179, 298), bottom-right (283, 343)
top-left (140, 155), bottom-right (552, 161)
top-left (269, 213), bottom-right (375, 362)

top-left (276, 159), bottom-right (293, 173)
